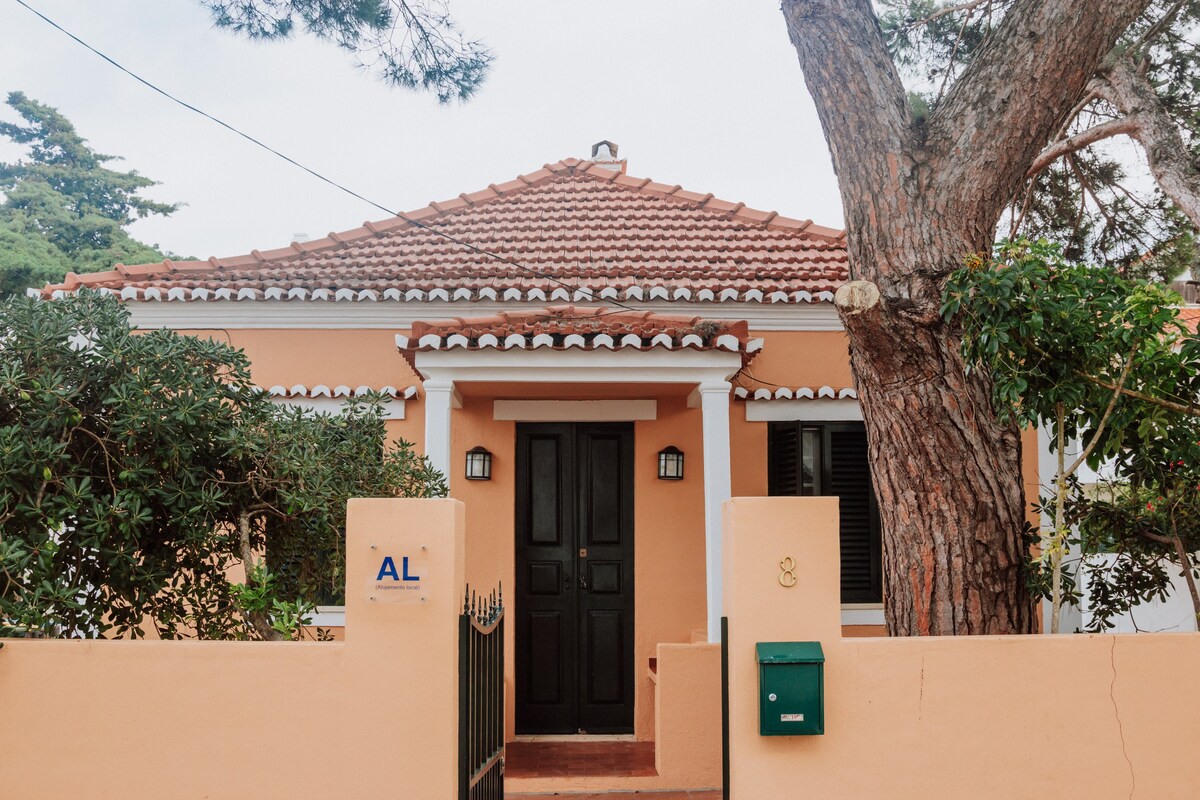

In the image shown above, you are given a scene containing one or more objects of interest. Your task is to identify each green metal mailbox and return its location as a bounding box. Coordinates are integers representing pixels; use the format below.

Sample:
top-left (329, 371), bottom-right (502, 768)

top-left (756, 642), bottom-right (825, 736)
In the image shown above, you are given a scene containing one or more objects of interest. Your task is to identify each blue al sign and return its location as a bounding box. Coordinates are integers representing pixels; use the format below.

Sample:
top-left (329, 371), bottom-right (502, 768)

top-left (369, 553), bottom-right (428, 604)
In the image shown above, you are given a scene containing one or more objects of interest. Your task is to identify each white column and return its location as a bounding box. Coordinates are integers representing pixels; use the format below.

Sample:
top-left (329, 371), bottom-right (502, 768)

top-left (698, 379), bottom-right (733, 643)
top-left (423, 379), bottom-right (458, 491)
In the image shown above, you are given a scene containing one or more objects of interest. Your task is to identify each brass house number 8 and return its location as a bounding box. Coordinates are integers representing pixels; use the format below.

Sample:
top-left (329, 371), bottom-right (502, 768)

top-left (778, 556), bottom-right (797, 588)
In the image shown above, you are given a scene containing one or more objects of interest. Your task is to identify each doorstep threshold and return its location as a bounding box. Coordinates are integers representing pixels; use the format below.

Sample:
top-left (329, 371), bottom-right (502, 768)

top-left (513, 733), bottom-right (637, 743)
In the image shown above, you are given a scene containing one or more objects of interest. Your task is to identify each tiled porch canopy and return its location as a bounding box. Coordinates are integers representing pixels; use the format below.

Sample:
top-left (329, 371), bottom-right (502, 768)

top-left (396, 305), bottom-right (763, 367)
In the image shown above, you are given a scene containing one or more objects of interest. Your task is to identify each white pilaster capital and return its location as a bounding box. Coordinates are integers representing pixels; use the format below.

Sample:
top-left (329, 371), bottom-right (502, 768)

top-left (421, 379), bottom-right (462, 409)
top-left (689, 380), bottom-right (732, 409)
top-left (697, 379), bottom-right (733, 394)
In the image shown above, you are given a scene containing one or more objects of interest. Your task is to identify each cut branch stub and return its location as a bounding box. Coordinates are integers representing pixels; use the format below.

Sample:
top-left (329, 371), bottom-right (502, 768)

top-left (834, 280), bottom-right (882, 315)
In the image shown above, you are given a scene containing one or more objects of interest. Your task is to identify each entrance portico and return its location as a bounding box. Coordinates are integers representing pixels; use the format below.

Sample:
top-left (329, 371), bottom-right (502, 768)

top-left (400, 306), bottom-right (757, 652)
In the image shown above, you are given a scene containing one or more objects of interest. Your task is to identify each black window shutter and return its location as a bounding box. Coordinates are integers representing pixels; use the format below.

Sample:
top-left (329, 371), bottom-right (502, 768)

top-left (766, 421), bottom-right (882, 604)
top-left (767, 422), bottom-right (800, 497)
top-left (826, 426), bottom-right (882, 604)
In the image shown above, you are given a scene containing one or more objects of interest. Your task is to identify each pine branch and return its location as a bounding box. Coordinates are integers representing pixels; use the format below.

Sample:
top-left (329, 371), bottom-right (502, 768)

top-left (928, 0), bottom-right (1153, 227)
top-left (1132, 0), bottom-right (1189, 65)
top-left (1097, 53), bottom-right (1200, 230)
top-left (1026, 116), bottom-right (1140, 178)
top-left (900, 0), bottom-right (997, 31)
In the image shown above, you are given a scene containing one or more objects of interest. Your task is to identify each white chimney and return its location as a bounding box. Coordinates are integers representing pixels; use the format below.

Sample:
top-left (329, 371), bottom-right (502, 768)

top-left (589, 140), bottom-right (626, 173)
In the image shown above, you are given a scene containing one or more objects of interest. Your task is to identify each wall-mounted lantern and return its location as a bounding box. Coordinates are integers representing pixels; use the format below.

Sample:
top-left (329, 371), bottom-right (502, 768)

top-left (657, 446), bottom-right (684, 481)
top-left (465, 446), bottom-right (493, 481)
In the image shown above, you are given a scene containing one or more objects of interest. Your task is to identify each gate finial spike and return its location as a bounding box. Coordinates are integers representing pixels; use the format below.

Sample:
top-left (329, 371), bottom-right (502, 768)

top-left (464, 585), bottom-right (470, 615)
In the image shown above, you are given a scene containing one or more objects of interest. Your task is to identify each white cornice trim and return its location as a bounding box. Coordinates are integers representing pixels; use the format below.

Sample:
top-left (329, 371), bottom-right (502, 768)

top-left (87, 285), bottom-right (837, 305)
top-left (414, 347), bottom-right (743, 385)
top-left (744, 398), bottom-right (863, 422)
top-left (123, 300), bottom-right (845, 332)
top-left (493, 399), bottom-right (658, 421)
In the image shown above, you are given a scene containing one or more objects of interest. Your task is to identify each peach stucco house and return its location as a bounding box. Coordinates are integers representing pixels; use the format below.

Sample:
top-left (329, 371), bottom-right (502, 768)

top-left (40, 143), bottom-right (1040, 752)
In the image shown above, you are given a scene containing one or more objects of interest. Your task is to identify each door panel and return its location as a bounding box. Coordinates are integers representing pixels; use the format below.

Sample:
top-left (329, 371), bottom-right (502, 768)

top-left (515, 424), bottom-right (577, 733)
top-left (515, 422), bottom-right (635, 734)
top-left (574, 424), bottom-right (635, 732)
top-left (528, 611), bottom-right (565, 704)
top-left (587, 561), bottom-right (623, 594)
top-left (528, 434), bottom-right (565, 544)
top-left (584, 609), bottom-right (625, 704)
top-left (584, 433), bottom-right (623, 544)
top-left (527, 562), bottom-right (561, 595)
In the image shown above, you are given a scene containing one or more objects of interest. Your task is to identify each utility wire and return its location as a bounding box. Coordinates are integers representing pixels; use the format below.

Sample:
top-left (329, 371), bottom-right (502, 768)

top-left (12, 0), bottom-right (639, 312)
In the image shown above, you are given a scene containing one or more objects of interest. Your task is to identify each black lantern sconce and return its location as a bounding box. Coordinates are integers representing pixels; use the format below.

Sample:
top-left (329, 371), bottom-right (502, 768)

top-left (465, 446), bottom-right (493, 481)
top-left (657, 446), bottom-right (685, 481)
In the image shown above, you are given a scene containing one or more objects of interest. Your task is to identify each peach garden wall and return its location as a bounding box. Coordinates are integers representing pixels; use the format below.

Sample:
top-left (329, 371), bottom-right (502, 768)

top-left (725, 497), bottom-right (1200, 799)
top-left (4, 496), bottom-right (1197, 799)
top-left (0, 499), bottom-right (464, 800)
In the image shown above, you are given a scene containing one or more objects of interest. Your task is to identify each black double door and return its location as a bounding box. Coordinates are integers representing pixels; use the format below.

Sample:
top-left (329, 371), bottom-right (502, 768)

top-left (514, 422), bottom-right (635, 734)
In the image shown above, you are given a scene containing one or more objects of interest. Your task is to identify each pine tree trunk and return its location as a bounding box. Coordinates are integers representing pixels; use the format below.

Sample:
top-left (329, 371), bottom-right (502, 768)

top-left (782, 0), bottom-right (1152, 634)
top-left (837, 281), bottom-right (1034, 634)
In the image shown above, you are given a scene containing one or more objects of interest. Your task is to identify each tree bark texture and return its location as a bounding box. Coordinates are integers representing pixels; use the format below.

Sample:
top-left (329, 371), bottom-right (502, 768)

top-left (782, 0), bottom-right (1152, 634)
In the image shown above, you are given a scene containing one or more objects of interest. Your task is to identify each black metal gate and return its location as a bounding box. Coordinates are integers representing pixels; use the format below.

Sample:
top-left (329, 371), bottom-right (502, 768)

top-left (459, 586), bottom-right (505, 800)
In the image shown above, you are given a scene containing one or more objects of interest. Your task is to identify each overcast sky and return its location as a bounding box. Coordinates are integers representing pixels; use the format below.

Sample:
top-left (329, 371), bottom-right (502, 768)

top-left (0, 0), bottom-right (844, 261)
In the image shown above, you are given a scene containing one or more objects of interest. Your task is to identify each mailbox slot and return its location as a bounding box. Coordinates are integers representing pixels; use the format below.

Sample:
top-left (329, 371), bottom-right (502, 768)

top-left (756, 641), bottom-right (824, 736)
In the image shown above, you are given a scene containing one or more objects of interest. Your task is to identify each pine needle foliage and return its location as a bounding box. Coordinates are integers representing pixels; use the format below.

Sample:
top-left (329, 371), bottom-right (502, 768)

top-left (202, 0), bottom-right (493, 102)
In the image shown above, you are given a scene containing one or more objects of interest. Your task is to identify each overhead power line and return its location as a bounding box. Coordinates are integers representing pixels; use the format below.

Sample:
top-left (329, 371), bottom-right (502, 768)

top-left (12, 0), bottom-right (638, 311)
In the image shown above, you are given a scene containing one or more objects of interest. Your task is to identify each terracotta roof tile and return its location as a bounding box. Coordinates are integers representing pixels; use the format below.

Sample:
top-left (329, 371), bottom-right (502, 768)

top-left (1181, 307), bottom-right (1199, 335)
top-left (41, 159), bottom-right (847, 304)
top-left (396, 305), bottom-right (762, 369)
top-left (733, 386), bottom-right (856, 401)
top-left (263, 384), bottom-right (417, 400)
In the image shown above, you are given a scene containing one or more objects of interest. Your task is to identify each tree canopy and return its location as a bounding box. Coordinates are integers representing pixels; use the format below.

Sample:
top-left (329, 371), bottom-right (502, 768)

top-left (0, 292), bottom-right (444, 640)
top-left (201, 0), bottom-right (492, 102)
top-left (781, 0), bottom-right (1162, 634)
top-left (878, 0), bottom-right (1200, 281)
top-left (0, 92), bottom-right (179, 298)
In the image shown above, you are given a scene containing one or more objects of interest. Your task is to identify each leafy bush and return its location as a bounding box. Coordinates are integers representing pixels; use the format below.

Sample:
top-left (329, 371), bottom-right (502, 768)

top-left (944, 239), bottom-right (1200, 631)
top-left (0, 291), bottom-right (443, 639)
